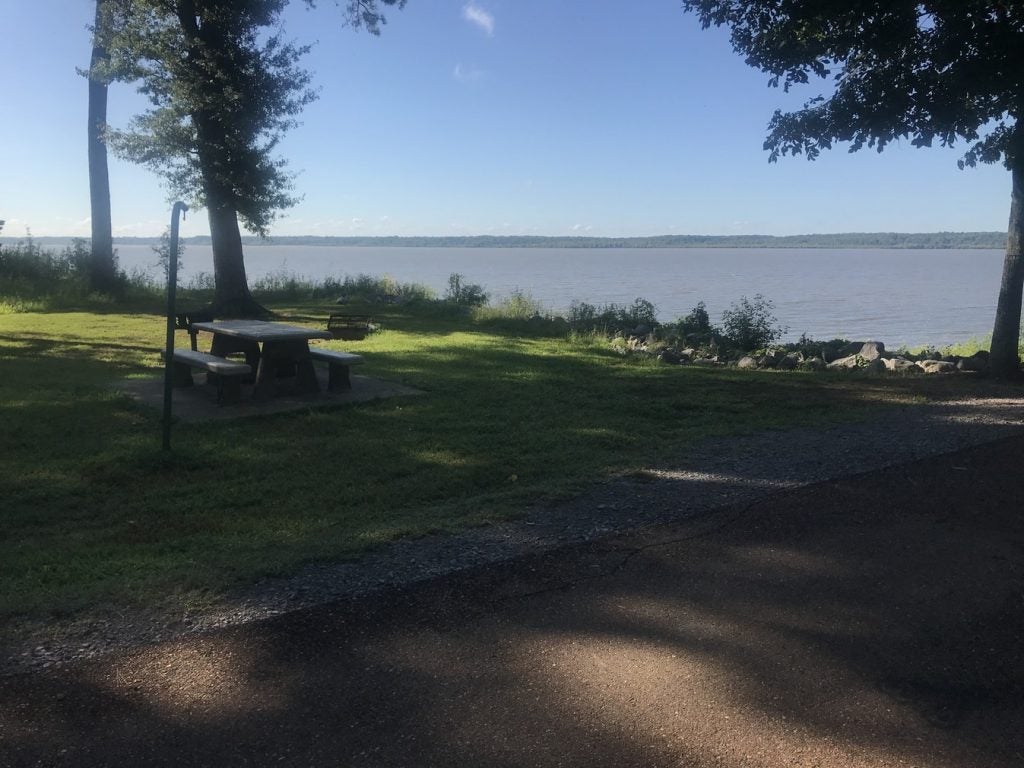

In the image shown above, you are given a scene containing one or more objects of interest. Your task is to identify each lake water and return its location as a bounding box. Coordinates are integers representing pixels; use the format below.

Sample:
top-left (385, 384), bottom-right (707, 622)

top-left (115, 244), bottom-right (1006, 347)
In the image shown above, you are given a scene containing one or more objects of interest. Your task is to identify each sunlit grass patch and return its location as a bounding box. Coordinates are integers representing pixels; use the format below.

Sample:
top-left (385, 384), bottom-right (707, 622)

top-left (0, 301), bottom-right (1008, 634)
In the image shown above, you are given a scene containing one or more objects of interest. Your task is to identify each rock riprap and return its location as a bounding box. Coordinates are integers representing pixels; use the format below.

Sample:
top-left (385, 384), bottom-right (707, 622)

top-left (620, 335), bottom-right (992, 375)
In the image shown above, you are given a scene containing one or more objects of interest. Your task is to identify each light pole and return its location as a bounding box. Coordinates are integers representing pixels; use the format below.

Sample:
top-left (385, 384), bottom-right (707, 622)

top-left (161, 202), bottom-right (189, 451)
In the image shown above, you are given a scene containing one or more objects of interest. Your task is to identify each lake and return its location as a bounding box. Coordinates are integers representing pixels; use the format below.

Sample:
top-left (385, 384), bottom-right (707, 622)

top-left (114, 244), bottom-right (1006, 347)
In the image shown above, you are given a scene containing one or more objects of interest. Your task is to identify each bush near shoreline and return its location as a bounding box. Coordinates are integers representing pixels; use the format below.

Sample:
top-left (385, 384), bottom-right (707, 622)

top-left (2, 238), bottom-right (1019, 364)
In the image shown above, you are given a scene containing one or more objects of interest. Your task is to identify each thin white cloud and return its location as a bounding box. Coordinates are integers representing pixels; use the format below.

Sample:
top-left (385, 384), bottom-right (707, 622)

top-left (462, 3), bottom-right (494, 36)
top-left (453, 62), bottom-right (485, 82)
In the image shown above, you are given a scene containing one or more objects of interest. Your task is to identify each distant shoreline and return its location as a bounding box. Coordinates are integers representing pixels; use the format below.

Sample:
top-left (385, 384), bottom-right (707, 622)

top-left (4, 232), bottom-right (1007, 250)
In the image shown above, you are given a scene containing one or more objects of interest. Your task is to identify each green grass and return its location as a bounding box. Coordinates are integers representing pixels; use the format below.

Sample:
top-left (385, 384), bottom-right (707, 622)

top-left (0, 302), bottom-right (1002, 631)
top-left (940, 334), bottom-right (1024, 359)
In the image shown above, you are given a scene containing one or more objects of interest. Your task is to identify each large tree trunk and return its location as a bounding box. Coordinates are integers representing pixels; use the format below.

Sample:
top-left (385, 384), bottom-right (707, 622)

top-left (206, 190), bottom-right (268, 318)
top-left (173, 0), bottom-right (263, 318)
top-left (989, 163), bottom-right (1024, 379)
top-left (87, 0), bottom-right (117, 293)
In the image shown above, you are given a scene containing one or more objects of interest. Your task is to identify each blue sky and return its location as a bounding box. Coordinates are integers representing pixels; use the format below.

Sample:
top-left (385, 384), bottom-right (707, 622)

top-left (2, 0), bottom-right (1013, 239)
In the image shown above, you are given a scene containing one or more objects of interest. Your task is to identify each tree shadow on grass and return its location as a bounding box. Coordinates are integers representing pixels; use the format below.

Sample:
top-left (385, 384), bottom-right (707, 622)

top-left (1, 438), bottom-right (1022, 767)
top-left (3, 331), bottom-right (1022, 632)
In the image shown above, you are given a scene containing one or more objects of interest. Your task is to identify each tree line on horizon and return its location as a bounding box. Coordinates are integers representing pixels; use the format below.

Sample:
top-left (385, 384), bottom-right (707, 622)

top-left (77, 1), bottom-right (1024, 375)
top-left (15, 232), bottom-right (1006, 250)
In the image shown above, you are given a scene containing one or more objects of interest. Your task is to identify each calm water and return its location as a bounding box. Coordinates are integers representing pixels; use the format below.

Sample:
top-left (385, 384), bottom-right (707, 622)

top-left (116, 245), bottom-right (1005, 347)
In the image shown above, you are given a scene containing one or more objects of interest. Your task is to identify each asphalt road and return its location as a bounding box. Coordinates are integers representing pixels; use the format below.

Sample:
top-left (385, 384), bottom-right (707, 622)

top-left (2, 436), bottom-right (1023, 767)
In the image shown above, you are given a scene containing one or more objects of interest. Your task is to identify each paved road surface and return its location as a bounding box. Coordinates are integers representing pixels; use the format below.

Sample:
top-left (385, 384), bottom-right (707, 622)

top-left (3, 434), bottom-right (1023, 766)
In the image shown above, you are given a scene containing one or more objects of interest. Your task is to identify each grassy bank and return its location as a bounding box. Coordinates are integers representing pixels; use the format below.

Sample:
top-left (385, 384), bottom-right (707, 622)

top-left (0, 252), bottom-right (1017, 631)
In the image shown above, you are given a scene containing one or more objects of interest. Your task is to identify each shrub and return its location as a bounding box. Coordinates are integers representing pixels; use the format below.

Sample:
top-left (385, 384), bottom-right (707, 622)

top-left (472, 290), bottom-right (571, 336)
top-left (0, 236), bottom-right (90, 300)
top-left (152, 228), bottom-right (184, 281)
top-left (566, 297), bottom-right (658, 335)
top-left (251, 266), bottom-right (318, 300)
top-left (626, 297), bottom-right (658, 328)
top-left (255, 271), bottom-right (435, 304)
top-left (677, 301), bottom-right (711, 335)
top-left (185, 271), bottom-right (216, 291)
top-left (720, 294), bottom-right (786, 351)
top-left (445, 273), bottom-right (489, 307)
top-left (788, 333), bottom-right (853, 362)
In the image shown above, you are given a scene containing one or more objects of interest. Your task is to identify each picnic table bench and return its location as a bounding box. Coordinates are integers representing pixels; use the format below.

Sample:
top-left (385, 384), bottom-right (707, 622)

top-left (169, 348), bottom-right (251, 403)
top-left (308, 348), bottom-right (364, 391)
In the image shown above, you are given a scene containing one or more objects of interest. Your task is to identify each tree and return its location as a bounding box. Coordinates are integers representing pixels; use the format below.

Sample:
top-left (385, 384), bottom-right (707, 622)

top-left (86, 0), bottom-right (118, 293)
top-left (103, 0), bottom-right (405, 316)
top-left (682, 1), bottom-right (1024, 377)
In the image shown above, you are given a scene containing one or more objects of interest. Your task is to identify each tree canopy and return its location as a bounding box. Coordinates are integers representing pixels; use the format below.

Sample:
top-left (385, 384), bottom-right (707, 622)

top-left (98, 0), bottom-right (405, 314)
top-left (682, 0), bottom-right (1024, 376)
top-left (683, 1), bottom-right (1024, 166)
top-left (103, 0), bottom-right (316, 237)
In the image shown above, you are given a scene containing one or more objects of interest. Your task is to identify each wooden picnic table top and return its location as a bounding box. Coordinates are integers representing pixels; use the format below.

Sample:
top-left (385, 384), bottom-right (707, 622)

top-left (191, 319), bottom-right (332, 343)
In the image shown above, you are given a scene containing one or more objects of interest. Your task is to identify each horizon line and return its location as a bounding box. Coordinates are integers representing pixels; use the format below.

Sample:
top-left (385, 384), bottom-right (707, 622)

top-left (2, 230), bottom-right (1007, 242)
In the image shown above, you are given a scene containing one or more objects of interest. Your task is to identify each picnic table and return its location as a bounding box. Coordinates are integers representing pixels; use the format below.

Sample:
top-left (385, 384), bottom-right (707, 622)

top-left (190, 319), bottom-right (332, 400)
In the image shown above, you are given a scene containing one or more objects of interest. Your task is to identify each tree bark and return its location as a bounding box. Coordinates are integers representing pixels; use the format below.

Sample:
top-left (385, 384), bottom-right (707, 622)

top-left (87, 0), bottom-right (117, 293)
top-left (179, 1), bottom-right (266, 319)
top-left (989, 163), bottom-right (1024, 379)
top-left (206, 193), bottom-right (268, 318)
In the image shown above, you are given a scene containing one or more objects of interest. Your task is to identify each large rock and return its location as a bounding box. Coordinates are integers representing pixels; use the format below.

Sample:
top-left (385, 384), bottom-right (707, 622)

top-left (824, 341), bottom-right (866, 362)
top-left (957, 353), bottom-right (990, 373)
top-left (760, 349), bottom-right (786, 369)
top-left (858, 341), bottom-right (886, 361)
top-left (884, 357), bottom-right (922, 373)
top-left (918, 359), bottom-right (957, 374)
top-left (863, 358), bottom-right (887, 374)
top-left (827, 354), bottom-right (861, 370)
top-left (801, 356), bottom-right (827, 371)
top-left (778, 351), bottom-right (803, 370)
top-left (736, 356), bottom-right (759, 369)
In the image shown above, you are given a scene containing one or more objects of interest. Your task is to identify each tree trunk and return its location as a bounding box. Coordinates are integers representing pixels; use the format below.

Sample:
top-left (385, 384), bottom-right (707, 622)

top-left (989, 163), bottom-right (1024, 379)
top-left (171, 0), bottom-right (262, 318)
top-left (206, 191), bottom-right (268, 318)
top-left (87, 0), bottom-right (116, 293)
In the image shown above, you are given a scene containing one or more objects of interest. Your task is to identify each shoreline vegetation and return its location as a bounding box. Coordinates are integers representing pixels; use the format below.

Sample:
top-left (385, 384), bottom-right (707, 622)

top-left (1, 239), bottom-right (1017, 360)
top-left (2, 231), bottom-right (1008, 249)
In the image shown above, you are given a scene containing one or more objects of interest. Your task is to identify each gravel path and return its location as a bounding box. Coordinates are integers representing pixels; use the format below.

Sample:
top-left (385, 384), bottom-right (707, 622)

top-left (5, 389), bottom-right (1023, 677)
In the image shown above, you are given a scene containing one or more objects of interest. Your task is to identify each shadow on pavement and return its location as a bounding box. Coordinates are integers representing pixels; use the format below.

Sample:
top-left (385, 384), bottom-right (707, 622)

top-left (2, 436), bottom-right (1023, 766)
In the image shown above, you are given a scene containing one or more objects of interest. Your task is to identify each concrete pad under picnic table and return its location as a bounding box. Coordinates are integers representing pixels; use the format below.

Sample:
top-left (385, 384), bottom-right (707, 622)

top-left (117, 368), bottom-right (423, 422)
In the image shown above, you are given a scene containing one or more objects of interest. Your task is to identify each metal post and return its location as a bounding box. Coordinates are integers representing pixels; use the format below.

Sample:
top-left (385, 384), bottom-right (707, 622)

top-left (161, 202), bottom-right (189, 451)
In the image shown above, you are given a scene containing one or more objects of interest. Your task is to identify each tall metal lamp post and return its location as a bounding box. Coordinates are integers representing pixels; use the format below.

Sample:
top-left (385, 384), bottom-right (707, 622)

top-left (161, 202), bottom-right (189, 451)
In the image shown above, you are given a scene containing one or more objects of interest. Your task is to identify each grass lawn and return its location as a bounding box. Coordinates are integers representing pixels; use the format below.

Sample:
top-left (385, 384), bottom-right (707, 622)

top-left (0, 301), bottom-right (973, 631)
